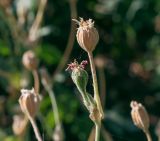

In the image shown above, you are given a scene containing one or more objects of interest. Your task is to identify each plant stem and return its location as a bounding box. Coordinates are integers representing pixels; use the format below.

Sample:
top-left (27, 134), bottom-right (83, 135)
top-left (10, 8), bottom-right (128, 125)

top-left (95, 122), bottom-right (101, 141)
top-left (145, 130), bottom-right (152, 141)
top-left (43, 84), bottom-right (61, 126)
top-left (32, 70), bottom-right (39, 95)
top-left (29, 0), bottom-right (47, 40)
top-left (87, 52), bottom-right (104, 119)
top-left (29, 117), bottom-right (42, 141)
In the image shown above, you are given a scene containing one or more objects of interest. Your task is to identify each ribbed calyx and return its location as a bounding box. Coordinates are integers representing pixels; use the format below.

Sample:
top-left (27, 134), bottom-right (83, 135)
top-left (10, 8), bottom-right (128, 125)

top-left (73, 18), bottom-right (99, 53)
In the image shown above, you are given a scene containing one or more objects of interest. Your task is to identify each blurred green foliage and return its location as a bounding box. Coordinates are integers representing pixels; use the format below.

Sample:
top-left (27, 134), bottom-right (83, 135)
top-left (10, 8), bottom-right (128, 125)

top-left (0, 0), bottom-right (160, 141)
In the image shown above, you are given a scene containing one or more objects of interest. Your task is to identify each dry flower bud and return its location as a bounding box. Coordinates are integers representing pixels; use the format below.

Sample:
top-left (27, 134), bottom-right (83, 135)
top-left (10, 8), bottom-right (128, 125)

top-left (22, 50), bottom-right (38, 70)
top-left (19, 89), bottom-right (40, 118)
top-left (130, 101), bottom-right (150, 132)
top-left (74, 18), bottom-right (99, 53)
top-left (12, 114), bottom-right (28, 136)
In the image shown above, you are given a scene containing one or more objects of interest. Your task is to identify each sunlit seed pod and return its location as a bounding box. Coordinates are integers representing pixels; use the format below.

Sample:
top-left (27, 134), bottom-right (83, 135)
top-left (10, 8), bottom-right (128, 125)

top-left (19, 88), bottom-right (40, 118)
top-left (130, 101), bottom-right (150, 132)
top-left (22, 50), bottom-right (38, 71)
top-left (74, 18), bottom-right (99, 53)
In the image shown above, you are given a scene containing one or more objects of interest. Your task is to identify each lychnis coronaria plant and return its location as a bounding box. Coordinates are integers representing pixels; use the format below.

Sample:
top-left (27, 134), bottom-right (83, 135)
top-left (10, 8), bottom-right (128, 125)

top-left (67, 18), bottom-right (104, 141)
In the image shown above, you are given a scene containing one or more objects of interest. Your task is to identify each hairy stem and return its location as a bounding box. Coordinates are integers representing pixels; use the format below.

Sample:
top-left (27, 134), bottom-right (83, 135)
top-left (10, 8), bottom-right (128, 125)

top-left (32, 70), bottom-right (39, 94)
top-left (29, 117), bottom-right (42, 141)
top-left (88, 52), bottom-right (104, 119)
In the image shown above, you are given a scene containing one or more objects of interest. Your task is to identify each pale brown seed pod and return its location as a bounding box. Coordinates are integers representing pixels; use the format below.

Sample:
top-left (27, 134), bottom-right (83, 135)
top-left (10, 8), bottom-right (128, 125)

top-left (12, 114), bottom-right (28, 136)
top-left (22, 50), bottom-right (38, 71)
top-left (74, 18), bottom-right (99, 53)
top-left (19, 89), bottom-right (40, 118)
top-left (130, 101), bottom-right (150, 132)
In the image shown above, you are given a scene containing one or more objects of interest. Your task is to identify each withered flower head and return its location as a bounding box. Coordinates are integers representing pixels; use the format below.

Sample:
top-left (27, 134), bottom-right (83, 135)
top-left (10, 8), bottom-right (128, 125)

top-left (19, 88), bottom-right (40, 118)
top-left (12, 114), bottom-right (28, 136)
top-left (130, 101), bottom-right (150, 132)
top-left (73, 18), bottom-right (99, 53)
top-left (22, 50), bottom-right (38, 71)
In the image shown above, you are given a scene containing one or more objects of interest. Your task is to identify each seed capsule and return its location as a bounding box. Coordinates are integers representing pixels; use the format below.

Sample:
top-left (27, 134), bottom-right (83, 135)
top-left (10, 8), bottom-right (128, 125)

top-left (22, 50), bottom-right (38, 70)
top-left (19, 89), bottom-right (40, 118)
top-left (74, 18), bottom-right (99, 53)
top-left (12, 114), bottom-right (28, 136)
top-left (130, 101), bottom-right (150, 132)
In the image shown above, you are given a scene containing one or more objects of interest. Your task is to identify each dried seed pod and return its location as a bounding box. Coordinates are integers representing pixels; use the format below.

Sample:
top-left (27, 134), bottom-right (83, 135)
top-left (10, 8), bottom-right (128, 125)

top-left (22, 50), bottom-right (38, 70)
top-left (74, 18), bottom-right (99, 53)
top-left (71, 67), bottom-right (88, 94)
top-left (19, 89), bottom-right (40, 118)
top-left (130, 101), bottom-right (150, 132)
top-left (12, 114), bottom-right (28, 136)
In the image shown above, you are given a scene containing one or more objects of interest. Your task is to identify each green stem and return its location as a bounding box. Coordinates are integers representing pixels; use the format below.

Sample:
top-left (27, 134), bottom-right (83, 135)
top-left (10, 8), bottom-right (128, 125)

top-left (95, 122), bottom-right (101, 141)
top-left (88, 52), bottom-right (104, 119)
